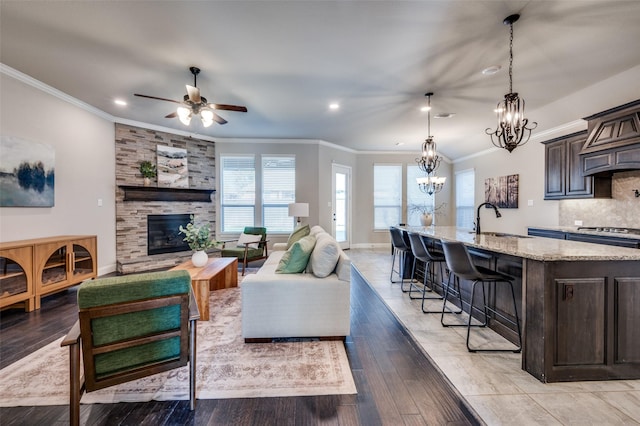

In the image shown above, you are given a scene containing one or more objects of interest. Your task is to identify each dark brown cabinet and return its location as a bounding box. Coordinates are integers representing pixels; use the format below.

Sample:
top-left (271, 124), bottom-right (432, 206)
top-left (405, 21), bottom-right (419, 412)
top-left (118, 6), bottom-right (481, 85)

top-left (543, 130), bottom-right (611, 199)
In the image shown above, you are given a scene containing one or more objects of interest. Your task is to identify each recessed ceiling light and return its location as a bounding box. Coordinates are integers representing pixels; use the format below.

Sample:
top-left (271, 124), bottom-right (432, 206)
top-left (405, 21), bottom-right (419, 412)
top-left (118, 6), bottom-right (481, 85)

top-left (114, 99), bottom-right (127, 106)
top-left (434, 113), bottom-right (455, 119)
top-left (482, 65), bottom-right (502, 75)
top-left (420, 106), bottom-right (432, 112)
top-left (329, 103), bottom-right (340, 110)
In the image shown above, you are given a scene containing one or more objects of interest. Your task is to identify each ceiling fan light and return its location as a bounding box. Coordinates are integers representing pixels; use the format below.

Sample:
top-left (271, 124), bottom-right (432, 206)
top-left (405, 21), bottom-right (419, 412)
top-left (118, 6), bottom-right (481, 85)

top-left (200, 109), bottom-right (214, 120)
top-left (177, 106), bottom-right (192, 125)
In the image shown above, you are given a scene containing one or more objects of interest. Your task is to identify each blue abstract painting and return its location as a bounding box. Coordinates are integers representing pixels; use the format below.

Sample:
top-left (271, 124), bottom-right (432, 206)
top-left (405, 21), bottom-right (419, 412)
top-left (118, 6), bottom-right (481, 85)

top-left (0, 136), bottom-right (55, 207)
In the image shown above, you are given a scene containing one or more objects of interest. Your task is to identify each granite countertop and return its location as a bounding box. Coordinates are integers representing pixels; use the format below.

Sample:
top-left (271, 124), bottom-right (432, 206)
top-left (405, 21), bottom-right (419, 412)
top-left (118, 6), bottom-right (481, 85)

top-left (528, 225), bottom-right (640, 240)
top-left (403, 226), bottom-right (640, 262)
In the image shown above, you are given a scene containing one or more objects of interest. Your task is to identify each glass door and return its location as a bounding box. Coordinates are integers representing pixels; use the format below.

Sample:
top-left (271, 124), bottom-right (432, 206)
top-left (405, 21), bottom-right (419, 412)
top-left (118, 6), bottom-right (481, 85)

top-left (331, 164), bottom-right (351, 250)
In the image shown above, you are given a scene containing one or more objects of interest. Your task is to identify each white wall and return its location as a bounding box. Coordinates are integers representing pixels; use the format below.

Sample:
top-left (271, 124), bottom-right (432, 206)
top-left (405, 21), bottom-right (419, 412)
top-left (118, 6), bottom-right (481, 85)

top-left (0, 74), bottom-right (117, 275)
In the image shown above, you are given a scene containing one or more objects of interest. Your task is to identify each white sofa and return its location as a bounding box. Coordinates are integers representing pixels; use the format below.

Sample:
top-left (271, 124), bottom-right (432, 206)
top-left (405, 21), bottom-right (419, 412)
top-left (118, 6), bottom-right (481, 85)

top-left (241, 228), bottom-right (351, 341)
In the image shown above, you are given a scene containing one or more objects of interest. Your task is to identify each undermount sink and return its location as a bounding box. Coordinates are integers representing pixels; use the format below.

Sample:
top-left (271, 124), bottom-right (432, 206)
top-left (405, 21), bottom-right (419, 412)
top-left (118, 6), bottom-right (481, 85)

top-left (470, 231), bottom-right (532, 238)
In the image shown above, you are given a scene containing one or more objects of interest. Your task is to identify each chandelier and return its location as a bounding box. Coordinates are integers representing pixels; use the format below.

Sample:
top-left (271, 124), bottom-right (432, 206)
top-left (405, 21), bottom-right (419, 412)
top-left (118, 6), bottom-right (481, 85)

top-left (486, 14), bottom-right (537, 153)
top-left (417, 175), bottom-right (446, 196)
top-left (416, 92), bottom-right (441, 174)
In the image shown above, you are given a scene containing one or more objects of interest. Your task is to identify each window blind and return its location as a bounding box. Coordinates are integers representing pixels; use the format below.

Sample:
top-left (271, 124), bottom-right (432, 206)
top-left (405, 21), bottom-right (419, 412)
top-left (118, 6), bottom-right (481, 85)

top-left (373, 164), bottom-right (402, 230)
top-left (455, 168), bottom-right (475, 230)
top-left (407, 165), bottom-right (435, 226)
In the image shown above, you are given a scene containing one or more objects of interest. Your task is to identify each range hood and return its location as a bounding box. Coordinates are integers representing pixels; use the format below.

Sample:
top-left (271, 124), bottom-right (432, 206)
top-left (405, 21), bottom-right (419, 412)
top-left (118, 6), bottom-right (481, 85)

top-left (580, 99), bottom-right (640, 176)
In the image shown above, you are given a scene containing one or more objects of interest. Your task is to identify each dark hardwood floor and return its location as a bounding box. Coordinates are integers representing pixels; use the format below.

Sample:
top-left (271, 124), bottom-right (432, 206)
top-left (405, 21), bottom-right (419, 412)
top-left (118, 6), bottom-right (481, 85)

top-left (0, 267), bottom-right (481, 425)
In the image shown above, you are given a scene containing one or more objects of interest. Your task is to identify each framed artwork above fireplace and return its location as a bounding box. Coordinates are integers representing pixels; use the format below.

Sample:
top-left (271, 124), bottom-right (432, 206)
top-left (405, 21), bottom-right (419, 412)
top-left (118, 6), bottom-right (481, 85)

top-left (157, 145), bottom-right (188, 188)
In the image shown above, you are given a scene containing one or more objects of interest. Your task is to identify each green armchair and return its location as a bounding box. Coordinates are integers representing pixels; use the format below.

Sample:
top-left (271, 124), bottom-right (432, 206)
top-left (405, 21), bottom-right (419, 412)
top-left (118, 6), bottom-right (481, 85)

top-left (221, 226), bottom-right (268, 275)
top-left (61, 270), bottom-right (199, 426)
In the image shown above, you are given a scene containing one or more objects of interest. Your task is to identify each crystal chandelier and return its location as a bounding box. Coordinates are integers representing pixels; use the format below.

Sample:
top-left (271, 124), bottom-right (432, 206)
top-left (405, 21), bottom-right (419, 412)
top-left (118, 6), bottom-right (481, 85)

top-left (486, 14), bottom-right (537, 152)
top-left (417, 175), bottom-right (446, 196)
top-left (416, 92), bottom-right (441, 174)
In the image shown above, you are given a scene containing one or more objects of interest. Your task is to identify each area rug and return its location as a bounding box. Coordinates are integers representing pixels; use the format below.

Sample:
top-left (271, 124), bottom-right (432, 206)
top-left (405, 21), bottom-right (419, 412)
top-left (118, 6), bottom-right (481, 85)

top-left (0, 287), bottom-right (356, 406)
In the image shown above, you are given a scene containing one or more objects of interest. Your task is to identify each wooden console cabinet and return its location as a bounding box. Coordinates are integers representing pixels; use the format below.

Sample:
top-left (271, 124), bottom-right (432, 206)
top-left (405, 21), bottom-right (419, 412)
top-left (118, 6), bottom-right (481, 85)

top-left (0, 235), bottom-right (97, 311)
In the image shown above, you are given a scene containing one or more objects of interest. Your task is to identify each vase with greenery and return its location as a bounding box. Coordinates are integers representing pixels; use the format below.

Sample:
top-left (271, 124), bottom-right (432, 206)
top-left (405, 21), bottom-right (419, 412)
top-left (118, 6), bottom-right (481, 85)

top-left (408, 202), bottom-right (446, 226)
top-left (139, 160), bottom-right (157, 186)
top-left (179, 215), bottom-right (216, 267)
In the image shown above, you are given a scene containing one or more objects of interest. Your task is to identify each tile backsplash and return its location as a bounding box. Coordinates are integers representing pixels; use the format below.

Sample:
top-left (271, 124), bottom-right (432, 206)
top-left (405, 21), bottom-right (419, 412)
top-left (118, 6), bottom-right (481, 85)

top-left (559, 170), bottom-right (640, 228)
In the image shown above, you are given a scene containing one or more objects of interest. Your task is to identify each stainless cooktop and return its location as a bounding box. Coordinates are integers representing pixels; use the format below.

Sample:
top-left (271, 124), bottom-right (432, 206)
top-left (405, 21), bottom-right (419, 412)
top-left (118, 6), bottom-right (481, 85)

top-left (577, 227), bottom-right (640, 235)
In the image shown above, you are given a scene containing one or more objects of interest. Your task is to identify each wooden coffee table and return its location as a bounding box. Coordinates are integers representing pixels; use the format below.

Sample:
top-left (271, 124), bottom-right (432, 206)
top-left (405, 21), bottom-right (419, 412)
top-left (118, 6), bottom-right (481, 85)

top-left (170, 257), bottom-right (238, 320)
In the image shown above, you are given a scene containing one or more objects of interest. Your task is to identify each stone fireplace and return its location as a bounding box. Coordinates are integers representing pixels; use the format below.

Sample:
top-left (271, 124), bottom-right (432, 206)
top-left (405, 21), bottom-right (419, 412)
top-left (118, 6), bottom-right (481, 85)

top-left (115, 124), bottom-right (216, 274)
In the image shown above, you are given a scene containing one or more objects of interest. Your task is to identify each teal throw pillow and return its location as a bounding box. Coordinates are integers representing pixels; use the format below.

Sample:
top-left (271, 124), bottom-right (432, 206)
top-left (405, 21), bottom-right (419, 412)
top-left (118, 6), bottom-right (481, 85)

top-left (286, 224), bottom-right (310, 249)
top-left (276, 235), bottom-right (316, 273)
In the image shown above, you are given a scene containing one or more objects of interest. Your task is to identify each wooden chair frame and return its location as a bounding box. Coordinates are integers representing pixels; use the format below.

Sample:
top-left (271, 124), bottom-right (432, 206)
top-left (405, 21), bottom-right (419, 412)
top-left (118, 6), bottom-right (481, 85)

top-left (62, 292), bottom-right (199, 426)
top-left (221, 228), bottom-right (269, 275)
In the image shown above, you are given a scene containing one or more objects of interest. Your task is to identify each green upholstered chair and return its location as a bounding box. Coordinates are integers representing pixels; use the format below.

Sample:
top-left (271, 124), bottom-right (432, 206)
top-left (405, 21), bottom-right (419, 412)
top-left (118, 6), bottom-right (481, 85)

top-left (221, 227), bottom-right (268, 275)
top-left (61, 270), bottom-right (199, 426)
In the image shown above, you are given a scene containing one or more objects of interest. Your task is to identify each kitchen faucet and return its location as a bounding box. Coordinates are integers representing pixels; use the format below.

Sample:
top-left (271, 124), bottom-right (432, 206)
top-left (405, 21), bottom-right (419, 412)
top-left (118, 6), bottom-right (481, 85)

top-left (475, 202), bottom-right (502, 235)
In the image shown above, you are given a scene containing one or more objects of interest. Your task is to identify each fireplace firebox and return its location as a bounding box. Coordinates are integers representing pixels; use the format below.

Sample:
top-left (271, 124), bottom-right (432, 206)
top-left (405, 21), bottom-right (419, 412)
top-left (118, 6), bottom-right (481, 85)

top-left (147, 214), bottom-right (191, 255)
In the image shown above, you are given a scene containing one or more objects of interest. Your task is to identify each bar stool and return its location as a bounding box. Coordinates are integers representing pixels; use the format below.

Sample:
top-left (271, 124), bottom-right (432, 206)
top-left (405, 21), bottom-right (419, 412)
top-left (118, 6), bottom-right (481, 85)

top-left (406, 232), bottom-right (448, 313)
top-left (440, 240), bottom-right (522, 353)
top-left (389, 227), bottom-right (412, 290)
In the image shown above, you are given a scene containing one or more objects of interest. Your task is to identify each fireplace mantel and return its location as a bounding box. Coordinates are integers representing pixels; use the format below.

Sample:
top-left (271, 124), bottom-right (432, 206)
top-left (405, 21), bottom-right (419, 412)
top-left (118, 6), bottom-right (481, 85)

top-left (119, 186), bottom-right (215, 202)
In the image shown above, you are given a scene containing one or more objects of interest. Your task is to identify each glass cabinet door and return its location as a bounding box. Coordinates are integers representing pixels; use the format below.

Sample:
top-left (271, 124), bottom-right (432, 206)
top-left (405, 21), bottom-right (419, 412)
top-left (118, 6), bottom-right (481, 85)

top-left (41, 245), bottom-right (68, 286)
top-left (0, 255), bottom-right (29, 298)
top-left (72, 243), bottom-right (95, 277)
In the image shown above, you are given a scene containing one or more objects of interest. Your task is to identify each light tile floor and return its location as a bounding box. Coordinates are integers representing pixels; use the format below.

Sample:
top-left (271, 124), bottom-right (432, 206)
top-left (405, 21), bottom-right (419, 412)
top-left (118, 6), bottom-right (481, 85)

top-left (349, 248), bottom-right (640, 426)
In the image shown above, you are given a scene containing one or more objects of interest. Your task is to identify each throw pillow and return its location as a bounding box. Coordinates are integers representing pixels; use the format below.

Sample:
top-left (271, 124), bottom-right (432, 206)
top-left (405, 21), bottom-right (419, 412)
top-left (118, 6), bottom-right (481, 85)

top-left (309, 225), bottom-right (326, 237)
top-left (309, 233), bottom-right (341, 278)
top-left (276, 235), bottom-right (316, 274)
top-left (237, 232), bottom-right (262, 249)
top-left (286, 224), bottom-right (310, 249)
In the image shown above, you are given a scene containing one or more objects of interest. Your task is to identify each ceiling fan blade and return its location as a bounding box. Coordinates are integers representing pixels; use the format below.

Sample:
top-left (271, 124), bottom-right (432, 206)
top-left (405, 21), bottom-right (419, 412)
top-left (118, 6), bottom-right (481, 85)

top-left (209, 103), bottom-right (248, 112)
top-left (212, 112), bottom-right (228, 125)
top-left (165, 112), bottom-right (178, 119)
top-left (186, 85), bottom-right (201, 103)
top-left (134, 93), bottom-right (182, 104)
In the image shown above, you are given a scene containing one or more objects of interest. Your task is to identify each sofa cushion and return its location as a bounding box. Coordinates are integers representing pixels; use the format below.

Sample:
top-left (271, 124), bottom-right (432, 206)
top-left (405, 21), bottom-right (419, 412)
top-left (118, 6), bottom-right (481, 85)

top-left (238, 232), bottom-right (262, 249)
top-left (309, 232), bottom-right (341, 278)
top-left (309, 225), bottom-right (326, 237)
top-left (286, 224), bottom-right (310, 249)
top-left (276, 235), bottom-right (316, 273)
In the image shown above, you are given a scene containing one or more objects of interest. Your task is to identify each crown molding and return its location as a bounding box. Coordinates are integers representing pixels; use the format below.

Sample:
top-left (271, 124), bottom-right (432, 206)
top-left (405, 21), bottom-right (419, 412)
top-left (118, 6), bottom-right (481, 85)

top-left (1, 63), bottom-right (114, 122)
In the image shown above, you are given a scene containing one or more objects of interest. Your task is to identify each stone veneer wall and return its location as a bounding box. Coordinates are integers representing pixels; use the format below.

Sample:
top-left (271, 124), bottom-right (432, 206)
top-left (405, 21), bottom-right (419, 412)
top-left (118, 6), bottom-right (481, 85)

top-left (559, 170), bottom-right (640, 228)
top-left (115, 124), bottom-right (216, 273)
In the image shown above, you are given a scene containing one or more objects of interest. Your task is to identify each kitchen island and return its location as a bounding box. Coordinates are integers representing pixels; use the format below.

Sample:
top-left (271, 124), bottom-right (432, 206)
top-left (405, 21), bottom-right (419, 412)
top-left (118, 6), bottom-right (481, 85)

top-left (402, 226), bottom-right (640, 383)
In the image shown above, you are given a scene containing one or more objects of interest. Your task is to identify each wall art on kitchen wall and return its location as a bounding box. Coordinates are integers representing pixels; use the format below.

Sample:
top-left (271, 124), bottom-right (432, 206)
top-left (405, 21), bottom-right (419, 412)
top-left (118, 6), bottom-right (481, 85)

top-left (0, 135), bottom-right (55, 207)
top-left (485, 174), bottom-right (519, 208)
top-left (157, 145), bottom-right (188, 188)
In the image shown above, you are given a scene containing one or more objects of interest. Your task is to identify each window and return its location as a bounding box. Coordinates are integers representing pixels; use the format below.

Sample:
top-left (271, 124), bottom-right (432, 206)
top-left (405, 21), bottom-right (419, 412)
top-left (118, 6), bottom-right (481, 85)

top-left (220, 155), bottom-right (296, 234)
top-left (373, 164), bottom-right (402, 230)
top-left (455, 168), bottom-right (475, 230)
top-left (220, 156), bottom-right (255, 233)
top-left (407, 165), bottom-right (434, 226)
top-left (262, 156), bottom-right (296, 233)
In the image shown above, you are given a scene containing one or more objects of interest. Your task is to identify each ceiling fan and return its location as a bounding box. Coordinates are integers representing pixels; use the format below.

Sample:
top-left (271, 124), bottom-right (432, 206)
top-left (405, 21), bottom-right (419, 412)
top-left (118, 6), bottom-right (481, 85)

top-left (134, 66), bottom-right (247, 127)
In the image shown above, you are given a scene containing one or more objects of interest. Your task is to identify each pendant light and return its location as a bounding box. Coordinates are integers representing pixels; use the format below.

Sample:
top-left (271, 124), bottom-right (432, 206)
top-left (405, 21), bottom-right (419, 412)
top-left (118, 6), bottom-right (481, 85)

top-left (416, 92), bottom-right (441, 174)
top-left (486, 14), bottom-right (537, 152)
top-left (417, 175), bottom-right (446, 196)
